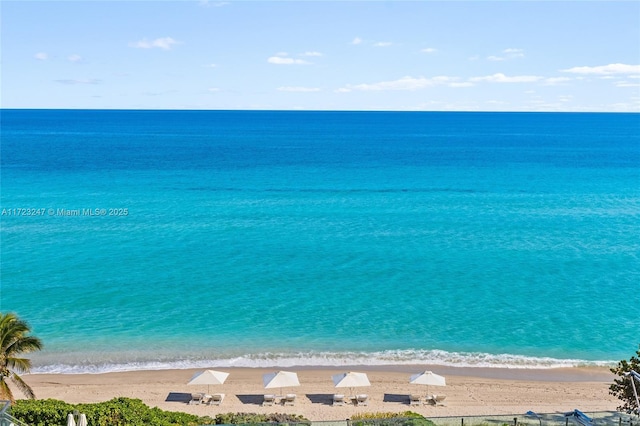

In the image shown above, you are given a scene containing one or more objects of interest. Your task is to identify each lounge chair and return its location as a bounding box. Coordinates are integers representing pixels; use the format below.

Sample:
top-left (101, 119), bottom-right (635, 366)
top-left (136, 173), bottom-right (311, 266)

top-left (284, 393), bottom-right (296, 406)
top-left (433, 394), bottom-right (446, 406)
top-left (333, 394), bottom-right (345, 406)
top-left (209, 393), bottom-right (225, 405)
top-left (409, 394), bottom-right (422, 406)
top-left (356, 394), bottom-right (369, 406)
top-left (262, 394), bottom-right (276, 406)
top-left (188, 393), bottom-right (204, 405)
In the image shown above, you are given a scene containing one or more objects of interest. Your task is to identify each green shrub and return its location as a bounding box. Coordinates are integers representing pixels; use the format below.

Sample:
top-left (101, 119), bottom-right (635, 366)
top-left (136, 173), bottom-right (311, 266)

top-left (351, 412), bottom-right (435, 426)
top-left (212, 412), bottom-right (309, 425)
top-left (11, 397), bottom-right (214, 426)
top-left (11, 399), bottom-right (313, 426)
top-left (10, 399), bottom-right (75, 426)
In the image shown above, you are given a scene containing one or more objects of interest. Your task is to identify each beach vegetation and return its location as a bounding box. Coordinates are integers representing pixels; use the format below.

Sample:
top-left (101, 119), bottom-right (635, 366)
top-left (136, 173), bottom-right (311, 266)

top-left (11, 397), bottom-right (214, 426)
top-left (0, 312), bottom-right (43, 403)
top-left (609, 346), bottom-right (640, 414)
top-left (351, 412), bottom-right (435, 426)
top-left (212, 412), bottom-right (310, 425)
top-left (11, 397), bottom-right (313, 426)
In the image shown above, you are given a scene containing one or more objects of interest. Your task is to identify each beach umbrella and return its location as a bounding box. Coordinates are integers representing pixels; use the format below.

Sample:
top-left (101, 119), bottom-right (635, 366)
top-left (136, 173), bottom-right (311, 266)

top-left (77, 413), bottom-right (88, 426)
top-left (263, 370), bottom-right (300, 396)
top-left (564, 409), bottom-right (593, 426)
top-left (66, 413), bottom-right (77, 426)
top-left (525, 411), bottom-right (542, 426)
top-left (188, 369), bottom-right (229, 394)
top-left (409, 371), bottom-right (446, 396)
top-left (332, 372), bottom-right (371, 396)
top-left (624, 371), bottom-right (640, 412)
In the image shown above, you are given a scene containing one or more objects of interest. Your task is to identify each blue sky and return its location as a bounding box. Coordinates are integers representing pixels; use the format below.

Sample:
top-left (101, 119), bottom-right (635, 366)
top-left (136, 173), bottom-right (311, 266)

top-left (2, 1), bottom-right (639, 111)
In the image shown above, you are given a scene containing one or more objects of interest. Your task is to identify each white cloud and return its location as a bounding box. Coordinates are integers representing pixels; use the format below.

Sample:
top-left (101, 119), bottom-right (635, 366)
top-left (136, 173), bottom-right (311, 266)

top-left (203, 63), bottom-right (218, 68)
top-left (449, 82), bottom-right (474, 88)
top-left (54, 79), bottom-right (101, 85)
top-left (267, 56), bottom-right (310, 65)
top-left (561, 63), bottom-right (640, 75)
top-left (351, 37), bottom-right (363, 45)
top-left (34, 52), bottom-right (48, 60)
top-left (615, 81), bottom-right (640, 87)
top-left (503, 48), bottom-right (524, 58)
top-left (341, 76), bottom-right (462, 91)
top-left (487, 48), bottom-right (525, 62)
top-left (208, 87), bottom-right (220, 92)
top-left (543, 77), bottom-right (572, 85)
top-left (302, 51), bottom-right (323, 57)
top-left (198, 1), bottom-right (229, 7)
top-left (277, 86), bottom-right (321, 92)
top-left (421, 48), bottom-right (437, 54)
top-left (68, 54), bottom-right (82, 63)
top-left (470, 73), bottom-right (543, 83)
top-left (374, 42), bottom-right (392, 47)
top-left (130, 37), bottom-right (179, 50)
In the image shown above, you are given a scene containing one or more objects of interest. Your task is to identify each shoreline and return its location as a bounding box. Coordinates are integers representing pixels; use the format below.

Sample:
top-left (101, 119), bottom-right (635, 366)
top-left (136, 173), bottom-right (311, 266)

top-left (23, 365), bottom-right (620, 420)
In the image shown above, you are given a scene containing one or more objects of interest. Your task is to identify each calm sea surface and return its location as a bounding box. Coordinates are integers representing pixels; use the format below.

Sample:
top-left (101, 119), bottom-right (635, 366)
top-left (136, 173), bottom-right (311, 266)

top-left (1, 110), bottom-right (639, 373)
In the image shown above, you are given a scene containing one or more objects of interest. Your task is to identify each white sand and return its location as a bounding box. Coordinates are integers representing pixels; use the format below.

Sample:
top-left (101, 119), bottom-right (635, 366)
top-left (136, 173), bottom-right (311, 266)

top-left (23, 366), bottom-right (619, 421)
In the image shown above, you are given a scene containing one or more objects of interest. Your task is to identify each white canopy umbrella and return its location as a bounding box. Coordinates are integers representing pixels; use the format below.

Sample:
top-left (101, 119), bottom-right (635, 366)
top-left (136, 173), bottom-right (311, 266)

top-left (409, 370), bottom-right (446, 396)
top-left (332, 372), bottom-right (371, 396)
top-left (66, 413), bottom-right (77, 426)
top-left (77, 413), bottom-right (88, 426)
top-left (188, 369), bottom-right (230, 394)
top-left (263, 370), bottom-right (300, 396)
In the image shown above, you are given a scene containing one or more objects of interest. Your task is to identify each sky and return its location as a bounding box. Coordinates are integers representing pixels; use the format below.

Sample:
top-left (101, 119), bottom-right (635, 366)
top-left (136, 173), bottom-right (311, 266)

top-left (2, 0), bottom-right (640, 111)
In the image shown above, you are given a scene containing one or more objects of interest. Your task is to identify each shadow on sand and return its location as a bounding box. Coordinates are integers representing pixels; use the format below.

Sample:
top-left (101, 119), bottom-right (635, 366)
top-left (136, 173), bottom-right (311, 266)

top-left (236, 394), bottom-right (266, 405)
top-left (305, 394), bottom-right (335, 405)
top-left (383, 393), bottom-right (410, 404)
top-left (165, 392), bottom-right (192, 403)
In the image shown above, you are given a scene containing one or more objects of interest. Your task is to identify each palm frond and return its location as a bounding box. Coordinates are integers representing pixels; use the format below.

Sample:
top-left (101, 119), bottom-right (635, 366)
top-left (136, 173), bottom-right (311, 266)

top-left (6, 357), bottom-right (32, 374)
top-left (0, 378), bottom-right (15, 403)
top-left (5, 335), bottom-right (43, 357)
top-left (0, 312), bottom-right (43, 401)
top-left (11, 373), bottom-right (35, 399)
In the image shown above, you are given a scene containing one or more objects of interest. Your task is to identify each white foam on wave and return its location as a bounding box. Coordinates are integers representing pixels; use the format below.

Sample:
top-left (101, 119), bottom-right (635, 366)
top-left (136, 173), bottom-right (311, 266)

top-left (30, 349), bottom-right (616, 374)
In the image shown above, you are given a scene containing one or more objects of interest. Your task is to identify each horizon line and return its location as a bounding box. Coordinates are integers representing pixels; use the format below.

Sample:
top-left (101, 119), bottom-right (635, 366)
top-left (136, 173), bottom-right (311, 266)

top-left (2, 108), bottom-right (638, 114)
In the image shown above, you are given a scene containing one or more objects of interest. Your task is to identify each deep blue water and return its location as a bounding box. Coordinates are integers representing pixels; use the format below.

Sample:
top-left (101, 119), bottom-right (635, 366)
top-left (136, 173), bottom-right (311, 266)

top-left (1, 110), bottom-right (639, 373)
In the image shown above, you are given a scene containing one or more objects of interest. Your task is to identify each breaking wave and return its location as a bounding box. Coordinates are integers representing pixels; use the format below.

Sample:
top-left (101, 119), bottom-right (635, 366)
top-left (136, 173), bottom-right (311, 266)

top-left (30, 349), bottom-right (615, 374)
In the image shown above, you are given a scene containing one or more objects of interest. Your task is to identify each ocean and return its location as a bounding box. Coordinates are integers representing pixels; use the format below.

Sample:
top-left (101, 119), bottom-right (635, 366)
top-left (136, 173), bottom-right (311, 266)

top-left (1, 109), bottom-right (638, 374)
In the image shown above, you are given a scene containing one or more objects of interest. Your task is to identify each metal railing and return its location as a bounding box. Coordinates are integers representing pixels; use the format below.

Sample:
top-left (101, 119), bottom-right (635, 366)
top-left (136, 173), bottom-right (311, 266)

top-left (428, 411), bottom-right (636, 426)
top-left (1, 404), bottom-right (637, 426)
top-left (243, 413), bottom-right (639, 426)
top-left (0, 401), bottom-right (30, 426)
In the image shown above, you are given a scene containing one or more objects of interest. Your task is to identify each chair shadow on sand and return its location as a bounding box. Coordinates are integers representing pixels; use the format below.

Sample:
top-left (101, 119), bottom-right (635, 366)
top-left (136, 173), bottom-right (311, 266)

top-left (165, 392), bottom-right (192, 403)
top-left (383, 393), bottom-right (410, 404)
top-left (236, 394), bottom-right (266, 405)
top-left (305, 394), bottom-right (335, 405)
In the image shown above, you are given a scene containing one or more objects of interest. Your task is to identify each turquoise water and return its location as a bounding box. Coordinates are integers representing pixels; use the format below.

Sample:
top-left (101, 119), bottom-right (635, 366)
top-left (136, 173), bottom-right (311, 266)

top-left (1, 110), bottom-right (639, 373)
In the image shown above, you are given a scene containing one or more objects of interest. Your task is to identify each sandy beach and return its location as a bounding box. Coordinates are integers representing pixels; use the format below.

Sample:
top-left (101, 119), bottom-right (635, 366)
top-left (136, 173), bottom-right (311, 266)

top-left (23, 366), bottom-right (619, 421)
